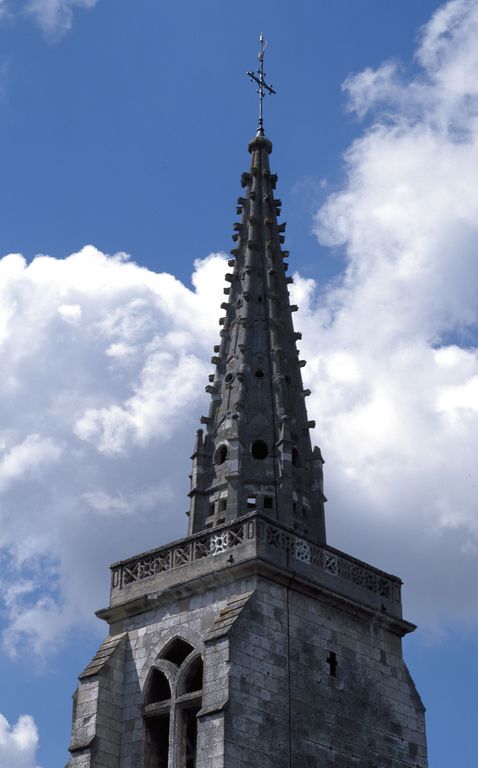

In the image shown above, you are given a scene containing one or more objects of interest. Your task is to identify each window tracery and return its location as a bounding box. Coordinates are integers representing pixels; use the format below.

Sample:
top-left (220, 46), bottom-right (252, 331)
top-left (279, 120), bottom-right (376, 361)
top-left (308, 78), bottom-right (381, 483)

top-left (143, 639), bottom-right (203, 768)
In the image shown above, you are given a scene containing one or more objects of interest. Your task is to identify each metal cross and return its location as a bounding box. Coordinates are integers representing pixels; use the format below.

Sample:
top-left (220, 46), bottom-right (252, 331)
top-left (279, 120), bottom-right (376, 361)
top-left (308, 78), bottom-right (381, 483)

top-left (247, 33), bottom-right (276, 136)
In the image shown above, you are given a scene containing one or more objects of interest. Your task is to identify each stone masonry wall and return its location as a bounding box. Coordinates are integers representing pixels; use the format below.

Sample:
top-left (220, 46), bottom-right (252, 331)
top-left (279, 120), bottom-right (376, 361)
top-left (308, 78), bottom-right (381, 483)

top-left (225, 579), bottom-right (291, 768)
top-left (109, 576), bottom-right (257, 768)
top-left (223, 578), bottom-right (426, 768)
top-left (288, 588), bottom-right (427, 767)
top-left (67, 571), bottom-right (426, 768)
top-left (67, 634), bottom-right (126, 768)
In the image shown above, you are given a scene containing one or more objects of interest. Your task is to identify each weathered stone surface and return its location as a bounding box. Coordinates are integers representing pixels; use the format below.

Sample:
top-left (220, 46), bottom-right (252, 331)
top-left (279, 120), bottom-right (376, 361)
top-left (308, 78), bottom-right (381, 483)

top-left (67, 566), bottom-right (426, 768)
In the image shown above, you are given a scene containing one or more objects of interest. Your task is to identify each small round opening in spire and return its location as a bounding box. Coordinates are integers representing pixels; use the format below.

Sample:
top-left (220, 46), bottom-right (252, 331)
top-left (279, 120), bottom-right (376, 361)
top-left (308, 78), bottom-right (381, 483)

top-left (251, 440), bottom-right (268, 460)
top-left (214, 444), bottom-right (228, 465)
top-left (255, 369), bottom-right (264, 378)
top-left (224, 372), bottom-right (235, 384)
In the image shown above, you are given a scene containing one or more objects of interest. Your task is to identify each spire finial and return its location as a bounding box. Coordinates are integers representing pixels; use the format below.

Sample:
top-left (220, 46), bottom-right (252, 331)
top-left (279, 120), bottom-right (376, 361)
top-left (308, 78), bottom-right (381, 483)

top-left (247, 33), bottom-right (276, 136)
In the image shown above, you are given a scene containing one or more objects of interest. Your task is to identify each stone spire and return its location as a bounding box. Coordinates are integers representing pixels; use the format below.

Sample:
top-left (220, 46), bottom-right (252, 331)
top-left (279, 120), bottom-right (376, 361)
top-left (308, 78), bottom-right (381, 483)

top-left (188, 132), bottom-right (326, 541)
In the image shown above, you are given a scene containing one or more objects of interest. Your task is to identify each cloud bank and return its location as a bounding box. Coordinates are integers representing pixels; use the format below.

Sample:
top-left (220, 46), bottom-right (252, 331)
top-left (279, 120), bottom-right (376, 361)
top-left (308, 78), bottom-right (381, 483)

top-left (0, 247), bottom-right (222, 655)
top-left (310, 0), bottom-right (478, 629)
top-left (0, 714), bottom-right (40, 768)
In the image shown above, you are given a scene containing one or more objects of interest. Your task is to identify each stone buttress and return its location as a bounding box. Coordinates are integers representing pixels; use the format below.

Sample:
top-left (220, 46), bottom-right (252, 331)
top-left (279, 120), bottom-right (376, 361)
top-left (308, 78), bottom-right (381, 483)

top-left (66, 132), bottom-right (428, 768)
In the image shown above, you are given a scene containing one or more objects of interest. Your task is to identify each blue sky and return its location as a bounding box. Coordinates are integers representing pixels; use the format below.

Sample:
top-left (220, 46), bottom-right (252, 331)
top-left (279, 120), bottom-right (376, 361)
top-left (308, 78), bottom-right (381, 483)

top-left (0, 1), bottom-right (477, 767)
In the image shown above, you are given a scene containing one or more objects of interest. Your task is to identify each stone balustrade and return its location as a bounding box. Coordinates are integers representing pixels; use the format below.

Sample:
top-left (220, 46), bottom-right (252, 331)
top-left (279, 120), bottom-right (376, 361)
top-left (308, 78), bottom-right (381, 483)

top-left (109, 513), bottom-right (403, 618)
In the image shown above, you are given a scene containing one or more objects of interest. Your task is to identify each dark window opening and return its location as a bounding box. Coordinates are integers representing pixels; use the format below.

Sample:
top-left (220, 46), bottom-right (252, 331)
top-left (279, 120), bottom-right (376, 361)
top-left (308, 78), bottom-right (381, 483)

top-left (207, 503), bottom-right (215, 517)
top-left (184, 707), bottom-right (200, 768)
top-left (292, 447), bottom-right (301, 467)
top-left (183, 657), bottom-right (203, 694)
top-left (293, 502), bottom-right (298, 515)
top-left (251, 440), bottom-right (268, 460)
top-left (146, 669), bottom-right (171, 704)
top-left (145, 714), bottom-right (170, 768)
top-left (264, 496), bottom-right (273, 510)
top-left (254, 369), bottom-right (264, 378)
top-left (257, 295), bottom-right (263, 302)
top-left (214, 444), bottom-right (228, 465)
top-left (162, 639), bottom-right (194, 667)
top-left (219, 498), bottom-right (227, 512)
top-left (327, 651), bottom-right (338, 678)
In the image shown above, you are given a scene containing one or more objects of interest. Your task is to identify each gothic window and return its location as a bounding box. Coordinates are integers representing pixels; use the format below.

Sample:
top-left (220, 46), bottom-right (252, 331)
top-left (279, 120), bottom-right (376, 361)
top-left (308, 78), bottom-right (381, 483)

top-left (162, 639), bottom-right (194, 666)
top-left (146, 669), bottom-right (171, 704)
top-left (143, 641), bottom-right (203, 768)
top-left (144, 669), bottom-right (171, 768)
top-left (214, 444), bottom-right (228, 465)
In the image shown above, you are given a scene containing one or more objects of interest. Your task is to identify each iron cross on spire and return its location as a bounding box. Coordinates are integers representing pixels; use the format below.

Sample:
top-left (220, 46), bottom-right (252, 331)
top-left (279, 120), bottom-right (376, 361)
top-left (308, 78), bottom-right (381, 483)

top-left (247, 33), bottom-right (276, 136)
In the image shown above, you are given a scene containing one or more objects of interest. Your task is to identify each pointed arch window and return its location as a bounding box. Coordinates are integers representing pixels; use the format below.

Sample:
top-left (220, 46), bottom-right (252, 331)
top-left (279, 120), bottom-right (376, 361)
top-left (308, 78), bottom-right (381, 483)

top-left (143, 639), bottom-right (203, 768)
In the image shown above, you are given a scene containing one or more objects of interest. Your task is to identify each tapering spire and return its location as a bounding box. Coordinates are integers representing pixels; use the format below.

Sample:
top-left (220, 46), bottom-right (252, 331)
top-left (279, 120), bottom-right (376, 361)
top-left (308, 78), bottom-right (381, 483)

top-left (247, 33), bottom-right (276, 137)
top-left (188, 43), bottom-right (325, 542)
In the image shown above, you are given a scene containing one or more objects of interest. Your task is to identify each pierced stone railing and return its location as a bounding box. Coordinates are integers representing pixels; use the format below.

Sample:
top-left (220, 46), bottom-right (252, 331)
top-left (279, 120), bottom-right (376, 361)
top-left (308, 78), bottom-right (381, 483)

top-left (110, 513), bottom-right (400, 610)
top-left (111, 516), bottom-right (255, 590)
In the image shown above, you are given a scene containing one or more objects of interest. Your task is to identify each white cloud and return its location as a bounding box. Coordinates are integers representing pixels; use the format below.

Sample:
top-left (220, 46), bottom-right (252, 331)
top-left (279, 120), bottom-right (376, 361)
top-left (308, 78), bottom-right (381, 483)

top-left (0, 713), bottom-right (40, 768)
top-left (0, 246), bottom-right (224, 654)
top-left (309, 0), bottom-right (478, 630)
top-left (25, 0), bottom-right (97, 38)
top-left (0, 435), bottom-right (61, 493)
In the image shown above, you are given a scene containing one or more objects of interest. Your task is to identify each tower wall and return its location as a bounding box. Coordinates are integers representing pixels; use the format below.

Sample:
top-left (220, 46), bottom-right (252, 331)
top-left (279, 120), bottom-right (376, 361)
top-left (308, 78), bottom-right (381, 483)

top-left (226, 580), bottom-right (426, 768)
top-left (67, 569), bottom-right (426, 768)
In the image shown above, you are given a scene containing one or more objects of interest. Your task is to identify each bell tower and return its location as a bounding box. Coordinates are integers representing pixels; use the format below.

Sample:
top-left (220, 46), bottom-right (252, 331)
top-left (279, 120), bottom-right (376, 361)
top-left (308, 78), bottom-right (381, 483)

top-left (66, 37), bottom-right (427, 768)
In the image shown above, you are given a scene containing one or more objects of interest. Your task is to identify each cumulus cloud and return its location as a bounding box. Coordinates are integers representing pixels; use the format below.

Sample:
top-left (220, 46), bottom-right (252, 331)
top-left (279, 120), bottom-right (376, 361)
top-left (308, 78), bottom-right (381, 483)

top-left (0, 713), bottom-right (40, 768)
top-left (309, 0), bottom-right (478, 630)
top-left (0, 246), bottom-right (224, 655)
top-left (0, 435), bottom-right (60, 493)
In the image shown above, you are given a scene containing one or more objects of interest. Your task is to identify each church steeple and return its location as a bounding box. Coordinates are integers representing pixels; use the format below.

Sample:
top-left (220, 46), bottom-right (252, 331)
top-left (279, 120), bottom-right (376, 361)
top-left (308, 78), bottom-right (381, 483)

top-left (188, 85), bottom-right (326, 541)
top-left (67, 38), bottom-right (427, 768)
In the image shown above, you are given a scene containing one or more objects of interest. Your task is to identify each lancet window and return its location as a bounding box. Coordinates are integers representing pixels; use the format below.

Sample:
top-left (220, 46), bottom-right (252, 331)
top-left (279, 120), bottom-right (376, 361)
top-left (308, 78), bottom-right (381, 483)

top-left (143, 638), bottom-right (203, 768)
